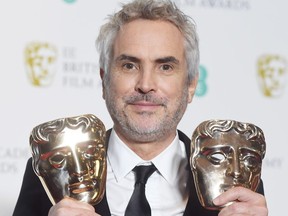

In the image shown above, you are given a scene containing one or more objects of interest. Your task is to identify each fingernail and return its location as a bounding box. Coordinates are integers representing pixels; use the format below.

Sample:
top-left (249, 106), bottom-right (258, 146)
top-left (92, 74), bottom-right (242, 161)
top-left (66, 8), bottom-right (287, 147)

top-left (213, 196), bottom-right (220, 205)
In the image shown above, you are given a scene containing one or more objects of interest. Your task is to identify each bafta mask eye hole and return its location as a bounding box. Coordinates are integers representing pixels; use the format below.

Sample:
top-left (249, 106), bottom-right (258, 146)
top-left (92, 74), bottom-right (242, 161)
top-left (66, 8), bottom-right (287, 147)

top-left (84, 146), bottom-right (98, 158)
top-left (208, 152), bottom-right (226, 164)
top-left (243, 155), bottom-right (260, 169)
top-left (49, 154), bottom-right (66, 166)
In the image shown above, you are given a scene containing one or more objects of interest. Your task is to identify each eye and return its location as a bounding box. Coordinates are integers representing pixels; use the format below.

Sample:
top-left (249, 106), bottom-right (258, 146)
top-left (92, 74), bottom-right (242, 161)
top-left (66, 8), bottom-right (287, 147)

top-left (123, 63), bottom-right (137, 70)
top-left (279, 68), bottom-right (285, 75)
top-left (202, 148), bottom-right (227, 165)
top-left (208, 152), bottom-right (226, 164)
top-left (160, 64), bottom-right (173, 71)
top-left (83, 146), bottom-right (98, 159)
top-left (49, 153), bottom-right (66, 169)
top-left (243, 155), bottom-right (261, 170)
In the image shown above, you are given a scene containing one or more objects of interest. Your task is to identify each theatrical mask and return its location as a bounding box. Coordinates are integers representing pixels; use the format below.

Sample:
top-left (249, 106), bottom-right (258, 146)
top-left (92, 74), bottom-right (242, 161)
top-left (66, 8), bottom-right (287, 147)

top-left (30, 114), bottom-right (107, 205)
top-left (257, 54), bottom-right (288, 97)
top-left (190, 119), bottom-right (266, 210)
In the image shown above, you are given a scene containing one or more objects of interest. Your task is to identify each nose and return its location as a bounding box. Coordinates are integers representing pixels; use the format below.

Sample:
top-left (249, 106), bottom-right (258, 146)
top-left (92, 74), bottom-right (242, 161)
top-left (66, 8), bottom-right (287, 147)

top-left (226, 152), bottom-right (242, 179)
top-left (69, 151), bottom-right (88, 180)
top-left (135, 68), bottom-right (157, 94)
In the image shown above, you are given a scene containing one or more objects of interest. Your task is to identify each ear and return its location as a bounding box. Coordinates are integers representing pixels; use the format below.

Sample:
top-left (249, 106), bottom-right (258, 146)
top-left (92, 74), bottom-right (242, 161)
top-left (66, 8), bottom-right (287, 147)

top-left (187, 75), bottom-right (198, 103)
top-left (100, 68), bottom-right (106, 100)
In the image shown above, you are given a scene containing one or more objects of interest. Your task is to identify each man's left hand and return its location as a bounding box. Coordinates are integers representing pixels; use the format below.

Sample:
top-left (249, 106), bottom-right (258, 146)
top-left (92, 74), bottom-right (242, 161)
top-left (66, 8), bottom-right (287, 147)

top-left (213, 187), bottom-right (268, 216)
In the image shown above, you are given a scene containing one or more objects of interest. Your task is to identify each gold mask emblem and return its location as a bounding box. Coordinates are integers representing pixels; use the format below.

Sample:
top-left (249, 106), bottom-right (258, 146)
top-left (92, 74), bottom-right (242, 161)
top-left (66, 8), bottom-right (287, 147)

top-left (24, 42), bottom-right (57, 87)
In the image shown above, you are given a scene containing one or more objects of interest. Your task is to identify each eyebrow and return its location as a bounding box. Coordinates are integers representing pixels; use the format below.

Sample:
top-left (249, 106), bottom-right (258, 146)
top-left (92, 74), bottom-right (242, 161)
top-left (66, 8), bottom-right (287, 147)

top-left (115, 54), bottom-right (180, 65)
top-left (240, 147), bottom-right (262, 158)
top-left (155, 56), bottom-right (180, 65)
top-left (115, 54), bottom-right (140, 63)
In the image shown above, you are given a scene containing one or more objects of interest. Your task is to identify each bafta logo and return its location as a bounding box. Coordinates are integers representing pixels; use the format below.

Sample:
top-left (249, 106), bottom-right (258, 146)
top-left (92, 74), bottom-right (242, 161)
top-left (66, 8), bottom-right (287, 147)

top-left (257, 54), bottom-right (288, 97)
top-left (24, 42), bottom-right (57, 87)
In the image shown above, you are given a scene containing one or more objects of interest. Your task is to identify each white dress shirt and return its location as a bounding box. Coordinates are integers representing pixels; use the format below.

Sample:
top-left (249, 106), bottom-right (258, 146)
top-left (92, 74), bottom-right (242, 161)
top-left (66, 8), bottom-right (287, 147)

top-left (106, 129), bottom-right (189, 216)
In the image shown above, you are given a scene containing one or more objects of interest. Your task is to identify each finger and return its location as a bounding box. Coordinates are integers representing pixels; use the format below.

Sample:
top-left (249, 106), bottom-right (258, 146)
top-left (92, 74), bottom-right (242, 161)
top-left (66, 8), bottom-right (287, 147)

top-left (48, 198), bottom-right (96, 216)
top-left (213, 187), bottom-right (266, 206)
top-left (49, 206), bottom-right (98, 216)
top-left (58, 197), bottom-right (95, 211)
top-left (218, 202), bottom-right (268, 216)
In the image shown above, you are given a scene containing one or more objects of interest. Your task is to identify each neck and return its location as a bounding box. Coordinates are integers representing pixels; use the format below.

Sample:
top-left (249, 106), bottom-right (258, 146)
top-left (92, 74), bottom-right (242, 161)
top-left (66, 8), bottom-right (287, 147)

top-left (114, 128), bottom-right (177, 160)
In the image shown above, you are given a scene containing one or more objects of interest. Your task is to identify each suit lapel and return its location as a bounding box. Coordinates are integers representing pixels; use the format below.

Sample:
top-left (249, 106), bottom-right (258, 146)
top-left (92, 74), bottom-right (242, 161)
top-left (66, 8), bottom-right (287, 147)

top-left (93, 129), bottom-right (112, 215)
top-left (93, 191), bottom-right (111, 216)
top-left (178, 130), bottom-right (219, 216)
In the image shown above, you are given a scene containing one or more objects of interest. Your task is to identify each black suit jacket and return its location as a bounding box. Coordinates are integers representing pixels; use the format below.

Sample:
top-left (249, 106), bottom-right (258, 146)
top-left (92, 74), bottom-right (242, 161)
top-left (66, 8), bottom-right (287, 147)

top-left (13, 130), bottom-right (264, 216)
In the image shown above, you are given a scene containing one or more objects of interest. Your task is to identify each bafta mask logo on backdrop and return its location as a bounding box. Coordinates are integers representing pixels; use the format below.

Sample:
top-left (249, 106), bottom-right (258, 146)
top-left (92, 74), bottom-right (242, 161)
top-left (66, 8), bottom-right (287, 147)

top-left (24, 42), bottom-right (58, 87)
top-left (195, 65), bottom-right (208, 97)
top-left (257, 55), bottom-right (288, 97)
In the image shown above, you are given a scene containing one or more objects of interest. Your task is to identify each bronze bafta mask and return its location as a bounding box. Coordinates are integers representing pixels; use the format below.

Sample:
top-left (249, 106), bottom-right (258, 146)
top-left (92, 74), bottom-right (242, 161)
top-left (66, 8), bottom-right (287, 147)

top-left (30, 114), bottom-right (107, 205)
top-left (190, 119), bottom-right (266, 210)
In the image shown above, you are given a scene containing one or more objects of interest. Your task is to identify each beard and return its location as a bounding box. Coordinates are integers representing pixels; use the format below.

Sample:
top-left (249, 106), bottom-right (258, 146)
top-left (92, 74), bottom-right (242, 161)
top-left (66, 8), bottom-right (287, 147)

top-left (104, 86), bottom-right (189, 143)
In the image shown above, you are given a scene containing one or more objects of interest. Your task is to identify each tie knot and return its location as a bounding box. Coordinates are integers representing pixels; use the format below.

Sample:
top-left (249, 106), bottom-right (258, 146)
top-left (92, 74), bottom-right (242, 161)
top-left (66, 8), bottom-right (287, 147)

top-left (133, 164), bottom-right (156, 185)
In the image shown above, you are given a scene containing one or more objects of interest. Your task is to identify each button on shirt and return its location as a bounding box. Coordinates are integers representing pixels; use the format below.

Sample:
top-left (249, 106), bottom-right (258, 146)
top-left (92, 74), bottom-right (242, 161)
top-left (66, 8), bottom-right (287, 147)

top-left (106, 129), bottom-right (189, 216)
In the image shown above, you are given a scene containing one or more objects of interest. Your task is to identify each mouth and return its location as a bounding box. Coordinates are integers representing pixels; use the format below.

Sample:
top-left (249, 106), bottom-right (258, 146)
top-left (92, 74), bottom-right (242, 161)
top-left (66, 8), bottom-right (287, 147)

top-left (125, 94), bottom-right (166, 107)
top-left (69, 180), bottom-right (97, 194)
top-left (220, 182), bottom-right (248, 192)
top-left (131, 101), bottom-right (162, 107)
top-left (127, 100), bottom-right (164, 113)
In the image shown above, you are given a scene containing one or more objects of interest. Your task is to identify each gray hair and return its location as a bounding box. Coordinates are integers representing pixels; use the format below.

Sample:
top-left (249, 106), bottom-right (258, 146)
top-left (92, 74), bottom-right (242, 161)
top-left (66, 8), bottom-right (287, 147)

top-left (96, 0), bottom-right (199, 84)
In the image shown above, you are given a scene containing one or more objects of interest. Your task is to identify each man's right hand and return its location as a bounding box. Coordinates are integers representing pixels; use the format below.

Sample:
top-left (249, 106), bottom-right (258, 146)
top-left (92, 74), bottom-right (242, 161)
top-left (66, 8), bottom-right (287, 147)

top-left (48, 198), bottom-right (100, 216)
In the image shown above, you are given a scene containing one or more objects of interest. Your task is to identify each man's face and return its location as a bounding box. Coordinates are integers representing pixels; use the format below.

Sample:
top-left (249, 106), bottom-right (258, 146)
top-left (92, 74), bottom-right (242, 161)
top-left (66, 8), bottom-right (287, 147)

top-left (103, 19), bottom-right (197, 143)
top-left (36, 127), bottom-right (106, 205)
top-left (191, 132), bottom-right (263, 209)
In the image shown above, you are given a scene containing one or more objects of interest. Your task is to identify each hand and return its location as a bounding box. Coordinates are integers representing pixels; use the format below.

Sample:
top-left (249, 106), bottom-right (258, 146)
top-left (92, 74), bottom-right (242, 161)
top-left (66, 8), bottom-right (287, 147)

top-left (48, 197), bottom-right (100, 216)
top-left (213, 187), bottom-right (268, 216)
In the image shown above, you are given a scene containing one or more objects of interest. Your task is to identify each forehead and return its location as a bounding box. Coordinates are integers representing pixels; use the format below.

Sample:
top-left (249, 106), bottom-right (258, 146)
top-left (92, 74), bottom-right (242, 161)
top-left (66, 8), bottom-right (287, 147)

top-left (113, 19), bottom-right (185, 60)
top-left (200, 131), bottom-right (262, 151)
top-left (38, 128), bottom-right (104, 153)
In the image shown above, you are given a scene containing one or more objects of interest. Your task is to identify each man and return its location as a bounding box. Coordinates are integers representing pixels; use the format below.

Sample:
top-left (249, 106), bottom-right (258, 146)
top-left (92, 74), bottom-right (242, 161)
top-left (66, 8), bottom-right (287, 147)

top-left (13, 0), bottom-right (268, 215)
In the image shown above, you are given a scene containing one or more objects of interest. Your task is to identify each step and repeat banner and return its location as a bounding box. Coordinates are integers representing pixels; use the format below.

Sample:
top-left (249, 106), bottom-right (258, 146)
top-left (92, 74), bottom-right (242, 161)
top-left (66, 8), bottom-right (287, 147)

top-left (0, 0), bottom-right (287, 215)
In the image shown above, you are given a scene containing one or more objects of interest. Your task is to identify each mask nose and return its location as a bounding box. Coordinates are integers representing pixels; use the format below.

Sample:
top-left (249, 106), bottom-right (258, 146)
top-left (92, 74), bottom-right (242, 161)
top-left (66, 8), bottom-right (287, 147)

top-left (69, 150), bottom-right (89, 181)
top-left (226, 151), bottom-right (243, 179)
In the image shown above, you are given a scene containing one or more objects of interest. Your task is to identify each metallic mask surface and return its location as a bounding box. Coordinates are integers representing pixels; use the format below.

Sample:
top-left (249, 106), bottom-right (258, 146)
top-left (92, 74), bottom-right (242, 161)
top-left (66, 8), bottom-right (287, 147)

top-left (190, 119), bottom-right (266, 210)
top-left (30, 114), bottom-right (107, 205)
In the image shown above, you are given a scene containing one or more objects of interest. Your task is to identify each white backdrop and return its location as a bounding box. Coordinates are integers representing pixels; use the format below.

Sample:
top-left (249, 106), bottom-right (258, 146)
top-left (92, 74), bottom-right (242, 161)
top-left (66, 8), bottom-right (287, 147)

top-left (0, 0), bottom-right (287, 215)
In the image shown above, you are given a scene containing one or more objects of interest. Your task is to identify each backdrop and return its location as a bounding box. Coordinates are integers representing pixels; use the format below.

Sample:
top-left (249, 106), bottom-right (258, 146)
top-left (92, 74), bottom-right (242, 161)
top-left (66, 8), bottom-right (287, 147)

top-left (0, 0), bottom-right (287, 215)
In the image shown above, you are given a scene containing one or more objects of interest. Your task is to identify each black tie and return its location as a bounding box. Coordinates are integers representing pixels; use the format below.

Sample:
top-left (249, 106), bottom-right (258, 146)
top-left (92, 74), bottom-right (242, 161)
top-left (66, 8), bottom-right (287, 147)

top-left (124, 164), bottom-right (157, 216)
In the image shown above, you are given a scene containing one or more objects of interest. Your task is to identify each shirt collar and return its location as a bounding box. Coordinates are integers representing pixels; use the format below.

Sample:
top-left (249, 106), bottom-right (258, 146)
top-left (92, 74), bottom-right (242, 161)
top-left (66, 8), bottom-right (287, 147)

top-left (151, 131), bottom-right (187, 185)
top-left (107, 129), bottom-right (187, 185)
top-left (107, 129), bottom-right (142, 182)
